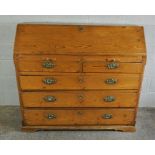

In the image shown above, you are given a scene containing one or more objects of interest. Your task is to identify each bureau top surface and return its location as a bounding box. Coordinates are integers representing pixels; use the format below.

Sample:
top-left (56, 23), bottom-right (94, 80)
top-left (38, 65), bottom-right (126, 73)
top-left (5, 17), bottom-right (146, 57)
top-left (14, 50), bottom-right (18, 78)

top-left (14, 24), bottom-right (146, 56)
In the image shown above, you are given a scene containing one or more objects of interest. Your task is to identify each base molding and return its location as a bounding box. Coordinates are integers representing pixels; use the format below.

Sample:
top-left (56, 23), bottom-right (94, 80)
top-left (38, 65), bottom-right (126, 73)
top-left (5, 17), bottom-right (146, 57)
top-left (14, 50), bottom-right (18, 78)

top-left (21, 125), bottom-right (136, 132)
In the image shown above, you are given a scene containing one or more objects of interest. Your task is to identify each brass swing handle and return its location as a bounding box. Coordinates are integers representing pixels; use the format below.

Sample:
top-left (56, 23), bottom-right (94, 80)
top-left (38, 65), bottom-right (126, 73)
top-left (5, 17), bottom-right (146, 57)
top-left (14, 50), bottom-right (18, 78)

top-left (42, 60), bottom-right (55, 69)
top-left (44, 96), bottom-right (57, 102)
top-left (47, 114), bottom-right (57, 119)
top-left (105, 78), bottom-right (117, 84)
top-left (43, 78), bottom-right (57, 85)
top-left (102, 114), bottom-right (113, 119)
top-left (106, 62), bottom-right (119, 69)
top-left (104, 96), bottom-right (115, 102)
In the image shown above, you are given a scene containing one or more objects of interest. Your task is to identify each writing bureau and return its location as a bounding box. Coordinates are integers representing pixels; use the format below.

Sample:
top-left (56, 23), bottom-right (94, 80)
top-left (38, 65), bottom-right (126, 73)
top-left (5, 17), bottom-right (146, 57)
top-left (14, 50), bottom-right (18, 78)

top-left (14, 24), bottom-right (146, 132)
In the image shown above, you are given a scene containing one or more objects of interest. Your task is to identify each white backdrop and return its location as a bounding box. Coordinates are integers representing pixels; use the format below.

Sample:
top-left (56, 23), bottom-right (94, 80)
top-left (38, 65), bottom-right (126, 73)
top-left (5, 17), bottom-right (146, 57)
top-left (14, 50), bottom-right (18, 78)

top-left (0, 15), bottom-right (154, 107)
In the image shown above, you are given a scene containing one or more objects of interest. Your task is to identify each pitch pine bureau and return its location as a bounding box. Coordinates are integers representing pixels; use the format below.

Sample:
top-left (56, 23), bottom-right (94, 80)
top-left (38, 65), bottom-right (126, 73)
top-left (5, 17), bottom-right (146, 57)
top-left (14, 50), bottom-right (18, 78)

top-left (14, 24), bottom-right (146, 132)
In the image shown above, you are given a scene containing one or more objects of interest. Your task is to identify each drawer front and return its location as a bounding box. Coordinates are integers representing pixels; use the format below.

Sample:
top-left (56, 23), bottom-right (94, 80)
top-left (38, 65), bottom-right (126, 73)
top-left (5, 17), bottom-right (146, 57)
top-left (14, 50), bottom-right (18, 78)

top-left (17, 55), bottom-right (81, 72)
top-left (83, 56), bottom-right (143, 73)
top-left (19, 73), bottom-right (140, 90)
top-left (83, 62), bottom-right (143, 73)
top-left (21, 91), bottom-right (138, 108)
top-left (23, 109), bottom-right (135, 126)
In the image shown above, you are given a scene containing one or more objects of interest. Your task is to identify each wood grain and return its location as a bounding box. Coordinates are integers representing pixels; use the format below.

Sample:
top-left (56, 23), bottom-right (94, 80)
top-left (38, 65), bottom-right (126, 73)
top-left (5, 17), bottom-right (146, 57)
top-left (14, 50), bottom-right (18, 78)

top-left (23, 108), bottom-right (135, 126)
top-left (83, 62), bottom-right (143, 73)
top-left (14, 24), bottom-right (146, 56)
top-left (16, 55), bottom-right (82, 73)
top-left (16, 55), bottom-right (143, 73)
top-left (21, 90), bottom-right (138, 108)
top-left (13, 24), bottom-right (146, 131)
top-left (19, 73), bottom-right (140, 90)
top-left (21, 125), bottom-right (136, 132)
top-left (83, 56), bottom-right (143, 62)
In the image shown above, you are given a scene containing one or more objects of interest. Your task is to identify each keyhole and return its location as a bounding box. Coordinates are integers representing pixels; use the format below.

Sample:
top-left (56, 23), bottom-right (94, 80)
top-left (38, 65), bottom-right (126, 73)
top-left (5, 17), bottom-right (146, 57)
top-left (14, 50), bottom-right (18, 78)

top-left (78, 26), bottom-right (84, 32)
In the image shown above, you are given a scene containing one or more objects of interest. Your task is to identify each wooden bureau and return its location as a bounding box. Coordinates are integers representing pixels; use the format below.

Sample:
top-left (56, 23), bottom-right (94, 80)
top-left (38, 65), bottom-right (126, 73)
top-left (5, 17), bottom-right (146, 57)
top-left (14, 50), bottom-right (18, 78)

top-left (14, 24), bottom-right (146, 132)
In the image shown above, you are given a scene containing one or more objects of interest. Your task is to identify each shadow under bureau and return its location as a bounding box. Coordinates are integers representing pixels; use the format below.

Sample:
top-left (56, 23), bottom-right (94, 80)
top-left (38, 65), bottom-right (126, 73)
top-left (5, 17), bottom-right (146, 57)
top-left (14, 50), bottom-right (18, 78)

top-left (14, 24), bottom-right (146, 132)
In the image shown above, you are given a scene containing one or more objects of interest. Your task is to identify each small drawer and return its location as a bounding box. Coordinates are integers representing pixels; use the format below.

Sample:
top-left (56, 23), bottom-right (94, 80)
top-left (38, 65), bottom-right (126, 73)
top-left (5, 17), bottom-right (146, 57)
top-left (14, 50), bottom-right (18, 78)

top-left (83, 56), bottom-right (143, 73)
top-left (16, 55), bottom-right (81, 72)
top-left (19, 73), bottom-right (140, 90)
top-left (83, 62), bottom-right (143, 73)
top-left (23, 108), bottom-right (135, 126)
top-left (21, 91), bottom-right (138, 108)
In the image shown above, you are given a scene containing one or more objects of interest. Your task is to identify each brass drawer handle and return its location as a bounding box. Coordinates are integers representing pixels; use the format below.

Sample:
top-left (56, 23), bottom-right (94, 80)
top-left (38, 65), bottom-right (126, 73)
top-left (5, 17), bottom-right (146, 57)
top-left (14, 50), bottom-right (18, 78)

top-left (42, 60), bottom-right (55, 68)
top-left (44, 96), bottom-right (56, 102)
top-left (47, 114), bottom-right (56, 119)
top-left (107, 62), bottom-right (119, 69)
top-left (104, 96), bottom-right (115, 102)
top-left (43, 78), bottom-right (57, 85)
top-left (102, 114), bottom-right (112, 119)
top-left (105, 78), bottom-right (117, 84)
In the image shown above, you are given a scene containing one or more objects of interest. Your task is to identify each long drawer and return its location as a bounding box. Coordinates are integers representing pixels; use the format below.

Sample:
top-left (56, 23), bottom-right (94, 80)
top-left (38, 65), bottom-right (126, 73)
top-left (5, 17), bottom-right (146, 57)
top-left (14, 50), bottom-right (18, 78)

top-left (21, 91), bottom-right (138, 108)
top-left (23, 108), bottom-right (135, 126)
top-left (19, 73), bottom-right (140, 90)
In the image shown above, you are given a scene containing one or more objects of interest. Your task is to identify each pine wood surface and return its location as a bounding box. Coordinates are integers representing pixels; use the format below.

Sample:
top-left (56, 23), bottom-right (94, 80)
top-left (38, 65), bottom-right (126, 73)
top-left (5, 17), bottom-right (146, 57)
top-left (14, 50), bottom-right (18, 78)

top-left (16, 55), bottom-right (143, 73)
top-left (23, 108), bottom-right (135, 126)
top-left (21, 90), bottom-right (138, 108)
top-left (14, 24), bottom-right (146, 56)
top-left (19, 73), bottom-right (140, 90)
top-left (14, 24), bottom-right (146, 131)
